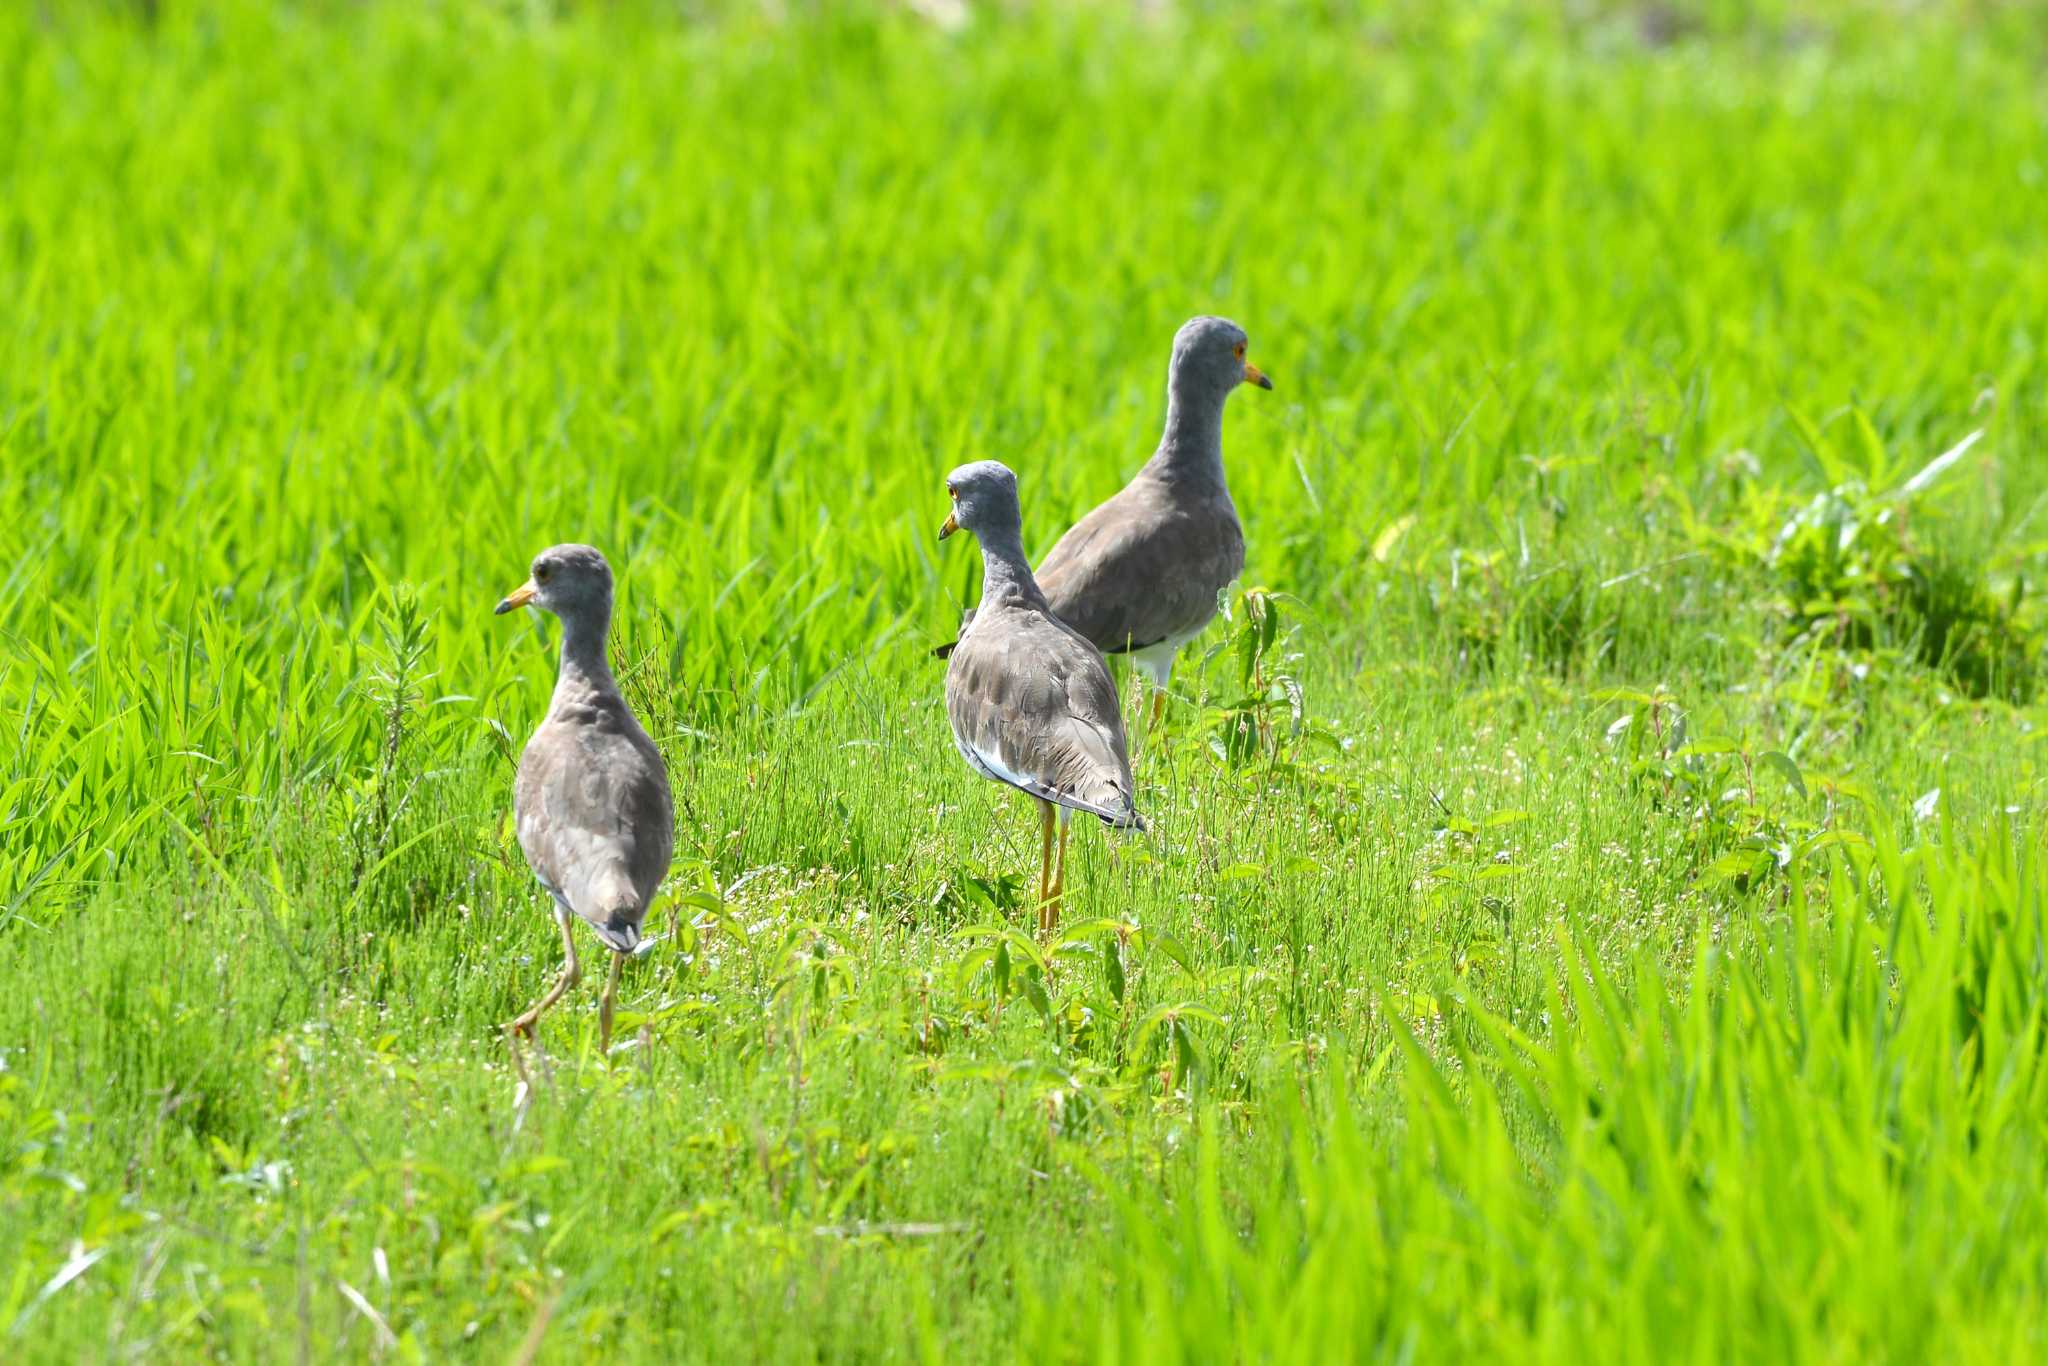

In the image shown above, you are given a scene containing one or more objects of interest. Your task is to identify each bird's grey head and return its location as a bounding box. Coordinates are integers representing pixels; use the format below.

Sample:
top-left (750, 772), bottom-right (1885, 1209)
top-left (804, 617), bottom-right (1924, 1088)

top-left (1169, 315), bottom-right (1272, 402)
top-left (936, 460), bottom-right (1023, 542)
top-left (495, 543), bottom-right (614, 623)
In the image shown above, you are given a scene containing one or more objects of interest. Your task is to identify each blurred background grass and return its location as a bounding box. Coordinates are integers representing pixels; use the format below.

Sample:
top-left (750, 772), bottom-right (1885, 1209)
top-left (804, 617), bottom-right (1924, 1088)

top-left (3, 0), bottom-right (2048, 1359)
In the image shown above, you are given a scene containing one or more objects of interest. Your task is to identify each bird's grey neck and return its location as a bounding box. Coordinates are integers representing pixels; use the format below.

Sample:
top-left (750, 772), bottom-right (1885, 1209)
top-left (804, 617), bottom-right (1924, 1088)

top-left (553, 612), bottom-right (617, 699)
top-left (1151, 386), bottom-right (1229, 490)
top-left (977, 528), bottom-right (1047, 610)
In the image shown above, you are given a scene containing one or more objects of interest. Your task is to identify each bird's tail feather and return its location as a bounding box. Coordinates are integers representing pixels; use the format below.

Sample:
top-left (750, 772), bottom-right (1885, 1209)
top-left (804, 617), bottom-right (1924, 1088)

top-left (591, 915), bottom-right (640, 954)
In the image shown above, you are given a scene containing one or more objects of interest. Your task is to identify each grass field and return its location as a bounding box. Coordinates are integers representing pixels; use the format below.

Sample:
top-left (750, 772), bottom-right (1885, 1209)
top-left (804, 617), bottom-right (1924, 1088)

top-left (5, 0), bottom-right (2048, 1359)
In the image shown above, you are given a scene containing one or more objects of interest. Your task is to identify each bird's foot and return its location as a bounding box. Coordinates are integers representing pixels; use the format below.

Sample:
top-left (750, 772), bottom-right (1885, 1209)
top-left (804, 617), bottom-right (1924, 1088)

top-left (504, 1028), bottom-right (538, 1133)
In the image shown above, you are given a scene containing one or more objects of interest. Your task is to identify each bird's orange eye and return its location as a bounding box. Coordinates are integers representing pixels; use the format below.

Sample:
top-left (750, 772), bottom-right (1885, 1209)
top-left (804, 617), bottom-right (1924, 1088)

top-left (1234, 343), bottom-right (1246, 359)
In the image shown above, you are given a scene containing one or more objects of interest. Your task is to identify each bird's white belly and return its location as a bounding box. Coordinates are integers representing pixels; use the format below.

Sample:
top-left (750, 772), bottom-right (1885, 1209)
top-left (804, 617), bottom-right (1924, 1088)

top-left (1130, 623), bottom-right (1206, 688)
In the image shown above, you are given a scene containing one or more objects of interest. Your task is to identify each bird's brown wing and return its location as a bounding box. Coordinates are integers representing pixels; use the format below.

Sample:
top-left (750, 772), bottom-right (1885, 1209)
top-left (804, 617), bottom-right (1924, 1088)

top-left (944, 608), bottom-right (1142, 828)
top-left (515, 702), bottom-right (675, 949)
top-left (1033, 480), bottom-right (1244, 655)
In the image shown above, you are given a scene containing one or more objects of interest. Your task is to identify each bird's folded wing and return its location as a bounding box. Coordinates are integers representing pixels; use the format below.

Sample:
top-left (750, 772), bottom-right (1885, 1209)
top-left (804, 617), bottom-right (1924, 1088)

top-left (516, 732), bottom-right (674, 923)
top-left (945, 620), bottom-right (1140, 826)
top-left (1035, 492), bottom-right (1240, 654)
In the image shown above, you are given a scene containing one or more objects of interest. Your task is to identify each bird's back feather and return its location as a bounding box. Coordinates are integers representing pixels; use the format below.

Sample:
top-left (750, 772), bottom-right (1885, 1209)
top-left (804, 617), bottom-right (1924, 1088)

top-left (515, 691), bottom-right (675, 943)
top-left (944, 605), bottom-right (1142, 828)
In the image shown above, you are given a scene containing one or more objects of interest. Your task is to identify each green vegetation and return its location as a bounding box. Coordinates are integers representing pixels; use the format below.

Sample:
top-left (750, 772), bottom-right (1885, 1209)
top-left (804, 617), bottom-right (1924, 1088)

top-left (4, 0), bottom-right (2048, 1359)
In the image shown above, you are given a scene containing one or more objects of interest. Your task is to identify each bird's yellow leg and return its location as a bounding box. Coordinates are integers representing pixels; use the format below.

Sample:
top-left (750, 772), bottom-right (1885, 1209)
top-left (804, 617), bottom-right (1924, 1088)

top-left (1149, 685), bottom-right (1168, 729)
top-left (1047, 811), bottom-right (1071, 929)
top-left (599, 950), bottom-right (624, 1055)
top-left (504, 912), bottom-right (580, 1039)
top-left (1036, 798), bottom-right (1056, 929)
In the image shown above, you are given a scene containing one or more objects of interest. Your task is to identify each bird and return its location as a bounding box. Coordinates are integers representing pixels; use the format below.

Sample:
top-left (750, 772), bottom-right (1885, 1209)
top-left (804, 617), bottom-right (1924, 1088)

top-left (494, 543), bottom-right (674, 1054)
top-left (933, 316), bottom-right (1271, 730)
top-left (938, 461), bottom-right (1144, 931)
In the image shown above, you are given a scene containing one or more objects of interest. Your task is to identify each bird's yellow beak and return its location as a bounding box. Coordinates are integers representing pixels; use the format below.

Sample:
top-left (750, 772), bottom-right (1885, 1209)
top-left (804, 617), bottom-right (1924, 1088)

top-left (938, 509), bottom-right (960, 540)
top-left (1244, 362), bottom-right (1273, 391)
top-left (495, 580), bottom-right (538, 616)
